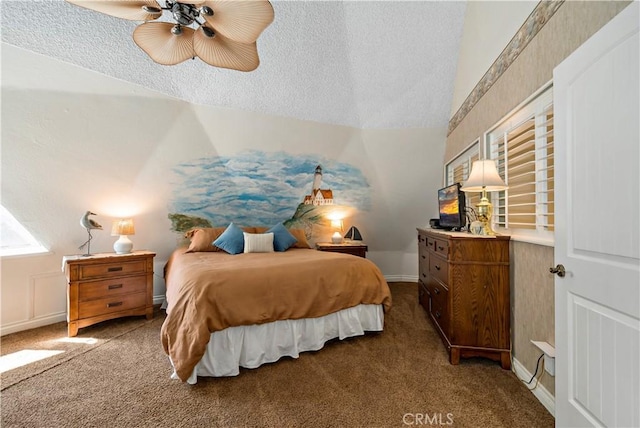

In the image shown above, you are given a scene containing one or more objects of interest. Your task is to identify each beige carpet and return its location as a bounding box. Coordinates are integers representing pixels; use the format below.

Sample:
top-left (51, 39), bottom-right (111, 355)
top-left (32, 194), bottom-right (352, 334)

top-left (1, 283), bottom-right (554, 428)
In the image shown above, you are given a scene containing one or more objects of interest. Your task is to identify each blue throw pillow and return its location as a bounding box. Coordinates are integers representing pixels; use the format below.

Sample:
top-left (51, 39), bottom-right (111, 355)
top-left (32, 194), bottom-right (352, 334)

top-left (267, 223), bottom-right (298, 252)
top-left (213, 223), bottom-right (245, 255)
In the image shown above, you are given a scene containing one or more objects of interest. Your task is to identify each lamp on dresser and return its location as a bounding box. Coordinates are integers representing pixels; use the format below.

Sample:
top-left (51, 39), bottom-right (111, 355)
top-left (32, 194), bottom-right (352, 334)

top-left (461, 159), bottom-right (507, 236)
top-left (111, 218), bottom-right (135, 254)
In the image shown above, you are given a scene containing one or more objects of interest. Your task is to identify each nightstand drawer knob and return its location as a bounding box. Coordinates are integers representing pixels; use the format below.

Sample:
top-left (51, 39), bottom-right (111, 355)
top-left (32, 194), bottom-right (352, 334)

top-left (108, 266), bottom-right (123, 272)
top-left (107, 301), bottom-right (123, 308)
top-left (108, 284), bottom-right (123, 290)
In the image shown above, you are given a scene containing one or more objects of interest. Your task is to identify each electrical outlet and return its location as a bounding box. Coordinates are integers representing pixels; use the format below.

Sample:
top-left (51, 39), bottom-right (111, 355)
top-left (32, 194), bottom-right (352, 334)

top-left (531, 340), bottom-right (555, 377)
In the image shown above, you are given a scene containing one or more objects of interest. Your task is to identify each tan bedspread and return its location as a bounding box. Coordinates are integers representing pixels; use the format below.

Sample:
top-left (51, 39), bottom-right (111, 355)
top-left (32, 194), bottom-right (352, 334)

top-left (161, 248), bottom-right (392, 381)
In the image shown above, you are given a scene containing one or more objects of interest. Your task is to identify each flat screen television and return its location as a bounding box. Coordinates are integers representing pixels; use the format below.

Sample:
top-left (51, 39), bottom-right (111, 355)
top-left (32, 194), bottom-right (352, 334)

top-left (438, 183), bottom-right (466, 230)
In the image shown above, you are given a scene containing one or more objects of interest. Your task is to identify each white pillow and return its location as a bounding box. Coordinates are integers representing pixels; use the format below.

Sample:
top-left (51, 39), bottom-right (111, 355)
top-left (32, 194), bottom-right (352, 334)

top-left (243, 232), bottom-right (275, 253)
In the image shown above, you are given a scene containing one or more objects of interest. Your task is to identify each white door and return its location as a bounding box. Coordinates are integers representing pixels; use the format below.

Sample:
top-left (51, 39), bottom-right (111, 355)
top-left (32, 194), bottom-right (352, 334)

top-left (554, 2), bottom-right (639, 427)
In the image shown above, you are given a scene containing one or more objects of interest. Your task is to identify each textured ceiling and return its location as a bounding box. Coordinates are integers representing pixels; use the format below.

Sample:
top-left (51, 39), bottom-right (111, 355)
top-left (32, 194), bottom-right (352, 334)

top-left (1, 0), bottom-right (466, 129)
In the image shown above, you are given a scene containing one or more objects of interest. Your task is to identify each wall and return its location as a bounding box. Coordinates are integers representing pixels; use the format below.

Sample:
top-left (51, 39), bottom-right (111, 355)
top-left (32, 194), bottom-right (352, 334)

top-left (446, 0), bottom-right (632, 410)
top-left (0, 45), bottom-right (444, 334)
top-left (449, 0), bottom-right (537, 116)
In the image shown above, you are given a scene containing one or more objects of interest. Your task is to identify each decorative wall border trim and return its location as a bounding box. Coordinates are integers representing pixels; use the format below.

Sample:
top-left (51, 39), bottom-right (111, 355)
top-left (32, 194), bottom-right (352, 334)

top-left (447, 0), bottom-right (564, 136)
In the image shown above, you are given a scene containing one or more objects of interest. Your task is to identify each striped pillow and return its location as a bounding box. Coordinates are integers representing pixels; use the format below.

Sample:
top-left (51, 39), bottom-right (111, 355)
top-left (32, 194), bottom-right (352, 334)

top-left (243, 232), bottom-right (275, 253)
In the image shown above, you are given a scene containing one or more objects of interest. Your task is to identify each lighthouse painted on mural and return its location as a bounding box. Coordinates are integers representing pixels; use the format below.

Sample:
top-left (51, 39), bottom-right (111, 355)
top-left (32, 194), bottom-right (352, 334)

top-left (303, 165), bottom-right (334, 206)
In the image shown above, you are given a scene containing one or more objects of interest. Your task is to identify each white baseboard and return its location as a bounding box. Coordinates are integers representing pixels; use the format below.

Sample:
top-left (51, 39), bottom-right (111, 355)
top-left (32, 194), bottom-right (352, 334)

top-left (384, 275), bottom-right (418, 282)
top-left (0, 312), bottom-right (67, 336)
top-left (2, 297), bottom-right (167, 337)
top-left (512, 356), bottom-right (555, 416)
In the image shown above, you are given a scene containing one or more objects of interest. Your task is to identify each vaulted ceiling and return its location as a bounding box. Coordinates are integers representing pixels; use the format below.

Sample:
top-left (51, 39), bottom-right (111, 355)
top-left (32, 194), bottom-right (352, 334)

top-left (1, 0), bottom-right (466, 129)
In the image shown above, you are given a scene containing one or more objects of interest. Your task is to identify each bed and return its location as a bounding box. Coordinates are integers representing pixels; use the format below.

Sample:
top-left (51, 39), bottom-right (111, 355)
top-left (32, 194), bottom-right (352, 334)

top-left (160, 228), bottom-right (392, 384)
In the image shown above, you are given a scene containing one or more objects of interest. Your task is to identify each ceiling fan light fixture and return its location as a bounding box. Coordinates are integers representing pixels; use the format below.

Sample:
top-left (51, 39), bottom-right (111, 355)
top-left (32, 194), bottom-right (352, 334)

top-left (65, 0), bottom-right (273, 71)
top-left (200, 6), bottom-right (214, 17)
top-left (201, 26), bottom-right (215, 38)
top-left (171, 2), bottom-right (197, 26)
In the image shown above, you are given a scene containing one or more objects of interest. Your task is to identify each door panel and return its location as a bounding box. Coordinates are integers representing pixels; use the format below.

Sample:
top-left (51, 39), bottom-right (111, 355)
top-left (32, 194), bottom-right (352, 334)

top-left (554, 3), bottom-right (640, 426)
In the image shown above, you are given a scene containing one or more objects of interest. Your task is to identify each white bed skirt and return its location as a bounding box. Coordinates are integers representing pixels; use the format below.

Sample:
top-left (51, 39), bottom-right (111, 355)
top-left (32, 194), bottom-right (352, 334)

top-left (171, 304), bottom-right (384, 384)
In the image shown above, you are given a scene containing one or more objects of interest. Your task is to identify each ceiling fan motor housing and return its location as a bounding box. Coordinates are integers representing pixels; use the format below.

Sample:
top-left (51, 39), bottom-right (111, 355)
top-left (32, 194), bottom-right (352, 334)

top-left (171, 2), bottom-right (198, 26)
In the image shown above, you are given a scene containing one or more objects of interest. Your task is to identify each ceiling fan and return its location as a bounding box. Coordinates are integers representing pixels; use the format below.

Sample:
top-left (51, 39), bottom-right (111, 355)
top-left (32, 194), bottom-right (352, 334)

top-left (65, 0), bottom-right (274, 71)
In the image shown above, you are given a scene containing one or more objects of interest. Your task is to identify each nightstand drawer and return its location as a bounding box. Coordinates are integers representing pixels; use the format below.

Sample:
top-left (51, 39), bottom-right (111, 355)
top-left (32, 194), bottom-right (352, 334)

top-left (429, 255), bottom-right (449, 285)
top-left (315, 243), bottom-right (368, 258)
top-left (78, 291), bottom-right (147, 318)
top-left (79, 260), bottom-right (146, 280)
top-left (79, 275), bottom-right (147, 301)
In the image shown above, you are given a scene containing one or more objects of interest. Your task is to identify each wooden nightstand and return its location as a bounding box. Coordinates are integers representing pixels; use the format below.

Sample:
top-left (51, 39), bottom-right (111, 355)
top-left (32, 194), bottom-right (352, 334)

top-left (62, 251), bottom-right (155, 337)
top-left (315, 242), bottom-right (368, 258)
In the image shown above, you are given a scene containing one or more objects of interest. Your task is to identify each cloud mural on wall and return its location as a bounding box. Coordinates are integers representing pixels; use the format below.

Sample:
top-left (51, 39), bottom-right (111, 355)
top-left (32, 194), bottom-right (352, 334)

top-left (170, 150), bottom-right (371, 230)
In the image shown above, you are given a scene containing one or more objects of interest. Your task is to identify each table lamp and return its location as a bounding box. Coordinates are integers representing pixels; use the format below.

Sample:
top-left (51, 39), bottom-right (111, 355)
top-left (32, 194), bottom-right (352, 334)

top-left (111, 218), bottom-right (135, 254)
top-left (461, 160), bottom-right (507, 236)
top-left (331, 219), bottom-right (344, 244)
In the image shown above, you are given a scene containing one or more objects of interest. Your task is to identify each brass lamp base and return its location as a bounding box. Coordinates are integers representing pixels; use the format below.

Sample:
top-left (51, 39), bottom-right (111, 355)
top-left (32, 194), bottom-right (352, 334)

top-left (476, 190), bottom-right (497, 236)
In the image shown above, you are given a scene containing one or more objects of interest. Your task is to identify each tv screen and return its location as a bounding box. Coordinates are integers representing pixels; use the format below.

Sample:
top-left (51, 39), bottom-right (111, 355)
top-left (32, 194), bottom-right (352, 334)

top-left (438, 183), bottom-right (466, 230)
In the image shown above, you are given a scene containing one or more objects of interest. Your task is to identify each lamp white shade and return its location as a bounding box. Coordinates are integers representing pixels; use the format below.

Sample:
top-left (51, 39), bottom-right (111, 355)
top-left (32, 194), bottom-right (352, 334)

top-left (461, 160), bottom-right (507, 192)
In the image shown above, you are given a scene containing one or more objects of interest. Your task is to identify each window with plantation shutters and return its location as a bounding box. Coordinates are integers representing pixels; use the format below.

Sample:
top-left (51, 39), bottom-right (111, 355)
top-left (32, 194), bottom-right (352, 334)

top-left (486, 85), bottom-right (554, 239)
top-left (445, 141), bottom-right (480, 218)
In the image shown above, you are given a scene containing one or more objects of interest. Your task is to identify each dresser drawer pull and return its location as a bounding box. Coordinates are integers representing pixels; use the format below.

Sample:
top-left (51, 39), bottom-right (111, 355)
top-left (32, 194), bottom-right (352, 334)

top-left (422, 273), bottom-right (426, 278)
top-left (435, 265), bottom-right (441, 270)
top-left (434, 287), bottom-right (440, 295)
top-left (108, 284), bottom-right (123, 290)
top-left (107, 301), bottom-right (123, 308)
top-left (421, 255), bottom-right (426, 259)
top-left (435, 311), bottom-right (441, 319)
top-left (438, 245), bottom-right (445, 251)
top-left (108, 267), bottom-right (123, 272)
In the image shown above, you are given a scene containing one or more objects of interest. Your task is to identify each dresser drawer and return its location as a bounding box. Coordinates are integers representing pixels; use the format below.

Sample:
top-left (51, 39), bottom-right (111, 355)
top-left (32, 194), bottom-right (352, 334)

top-left (78, 291), bottom-right (147, 318)
top-left (419, 246), bottom-right (429, 281)
top-left (430, 280), bottom-right (450, 336)
top-left (418, 283), bottom-right (430, 312)
top-left (78, 260), bottom-right (146, 280)
top-left (425, 235), bottom-right (436, 251)
top-left (429, 255), bottom-right (449, 286)
top-left (78, 275), bottom-right (147, 301)
top-left (433, 238), bottom-right (449, 258)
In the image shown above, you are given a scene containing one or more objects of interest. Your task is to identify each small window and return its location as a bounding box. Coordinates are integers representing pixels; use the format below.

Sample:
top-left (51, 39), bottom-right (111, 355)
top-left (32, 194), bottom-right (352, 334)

top-left (486, 84), bottom-right (554, 242)
top-left (0, 205), bottom-right (48, 257)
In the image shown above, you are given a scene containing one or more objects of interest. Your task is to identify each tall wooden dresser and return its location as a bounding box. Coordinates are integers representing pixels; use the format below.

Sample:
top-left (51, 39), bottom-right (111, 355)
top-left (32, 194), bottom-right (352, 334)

top-left (417, 228), bottom-right (511, 369)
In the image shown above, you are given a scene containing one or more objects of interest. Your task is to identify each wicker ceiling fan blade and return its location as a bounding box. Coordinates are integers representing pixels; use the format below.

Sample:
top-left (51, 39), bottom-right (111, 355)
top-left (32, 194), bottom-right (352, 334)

top-left (193, 27), bottom-right (259, 71)
top-left (201, 0), bottom-right (274, 44)
top-left (65, 0), bottom-right (163, 21)
top-left (133, 22), bottom-right (195, 65)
